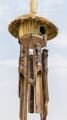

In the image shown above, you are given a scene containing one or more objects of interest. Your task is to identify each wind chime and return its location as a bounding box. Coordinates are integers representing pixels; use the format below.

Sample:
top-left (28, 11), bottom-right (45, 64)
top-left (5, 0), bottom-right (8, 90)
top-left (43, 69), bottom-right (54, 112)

top-left (8, 0), bottom-right (58, 120)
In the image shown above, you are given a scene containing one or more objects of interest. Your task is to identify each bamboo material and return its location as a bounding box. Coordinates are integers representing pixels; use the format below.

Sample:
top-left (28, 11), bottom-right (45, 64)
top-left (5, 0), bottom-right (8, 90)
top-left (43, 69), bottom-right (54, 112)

top-left (28, 78), bottom-right (35, 86)
top-left (41, 48), bottom-right (49, 120)
top-left (28, 85), bottom-right (34, 113)
top-left (30, 0), bottom-right (37, 16)
top-left (20, 79), bottom-right (27, 120)
top-left (28, 55), bottom-right (34, 113)
top-left (34, 44), bottom-right (42, 113)
top-left (19, 45), bottom-right (28, 120)
top-left (18, 44), bottom-right (49, 120)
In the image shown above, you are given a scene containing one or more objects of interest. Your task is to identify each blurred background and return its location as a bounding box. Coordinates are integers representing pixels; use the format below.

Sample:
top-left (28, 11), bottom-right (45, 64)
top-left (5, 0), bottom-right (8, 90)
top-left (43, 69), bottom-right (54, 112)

top-left (0, 0), bottom-right (67, 120)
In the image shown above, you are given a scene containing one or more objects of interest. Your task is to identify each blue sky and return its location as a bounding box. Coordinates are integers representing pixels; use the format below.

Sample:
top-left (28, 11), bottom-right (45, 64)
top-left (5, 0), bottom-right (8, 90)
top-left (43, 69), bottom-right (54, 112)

top-left (0, 0), bottom-right (67, 120)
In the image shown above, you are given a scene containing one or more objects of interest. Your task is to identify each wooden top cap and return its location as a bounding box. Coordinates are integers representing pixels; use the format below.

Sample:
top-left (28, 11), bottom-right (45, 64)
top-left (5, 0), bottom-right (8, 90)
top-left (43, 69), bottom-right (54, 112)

top-left (8, 14), bottom-right (58, 41)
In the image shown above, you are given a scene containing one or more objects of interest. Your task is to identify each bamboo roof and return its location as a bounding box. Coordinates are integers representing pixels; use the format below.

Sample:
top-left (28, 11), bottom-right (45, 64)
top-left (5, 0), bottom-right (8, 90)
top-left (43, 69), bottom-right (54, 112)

top-left (8, 14), bottom-right (58, 41)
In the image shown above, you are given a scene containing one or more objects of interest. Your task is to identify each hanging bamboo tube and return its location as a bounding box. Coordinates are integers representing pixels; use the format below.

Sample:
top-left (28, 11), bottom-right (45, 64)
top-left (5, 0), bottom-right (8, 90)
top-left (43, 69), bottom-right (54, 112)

top-left (41, 48), bottom-right (49, 120)
top-left (28, 55), bottom-right (34, 113)
top-left (33, 44), bottom-right (42, 113)
top-left (19, 45), bottom-right (28, 120)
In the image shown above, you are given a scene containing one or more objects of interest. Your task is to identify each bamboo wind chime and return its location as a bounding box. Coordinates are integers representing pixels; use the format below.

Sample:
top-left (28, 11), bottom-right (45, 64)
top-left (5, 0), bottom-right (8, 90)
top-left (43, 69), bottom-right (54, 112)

top-left (18, 42), bottom-right (49, 120)
top-left (8, 0), bottom-right (58, 120)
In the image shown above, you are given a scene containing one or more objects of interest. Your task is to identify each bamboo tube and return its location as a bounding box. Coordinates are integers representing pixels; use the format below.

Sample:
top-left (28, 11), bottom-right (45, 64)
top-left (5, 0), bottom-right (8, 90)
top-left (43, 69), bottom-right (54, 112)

top-left (20, 79), bottom-right (27, 120)
top-left (28, 78), bottom-right (35, 86)
top-left (33, 44), bottom-right (42, 113)
top-left (30, 0), bottom-right (37, 16)
top-left (28, 85), bottom-right (34, 113)
top-left (41, 48), bottom-right (49, 120)
top-left (28, 55), bottom-right (34, 113)
top-left (19, 45), bottom-right (28, 120)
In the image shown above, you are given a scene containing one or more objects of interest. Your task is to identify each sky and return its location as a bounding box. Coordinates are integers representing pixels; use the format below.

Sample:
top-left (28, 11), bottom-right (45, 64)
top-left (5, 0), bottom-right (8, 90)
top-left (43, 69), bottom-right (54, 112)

top-left (0, 0), bottom-right (67, 120)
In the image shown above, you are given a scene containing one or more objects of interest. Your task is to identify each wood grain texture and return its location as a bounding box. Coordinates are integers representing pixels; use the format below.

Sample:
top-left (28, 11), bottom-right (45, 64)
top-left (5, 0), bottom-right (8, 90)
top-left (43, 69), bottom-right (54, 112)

top-left (33, 44), bottom-right (42, 113)
top-left (41, 48), bottom-right (49, 120)
top-left (19, 45), bottom-right (28, 120)
top-left (28, 55), bottom-right (34, 113)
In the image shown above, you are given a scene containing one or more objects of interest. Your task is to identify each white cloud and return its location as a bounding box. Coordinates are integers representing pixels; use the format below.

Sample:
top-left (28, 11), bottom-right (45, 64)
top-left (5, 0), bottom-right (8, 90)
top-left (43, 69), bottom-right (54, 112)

top-left (49, 54), bottom-right (67, 68)
top-left (48, 54), bottom-right (67, 75)
top-left (0, 5), bottom-right (10, 16)
top-left (46, 0), bottom-right (64, 5)
top-left (0, 59), bottom-right (18, 67)
top-left (56, 33), bottom-right (67, 47)
top-left (48, 32), bottom-right (67, 48)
